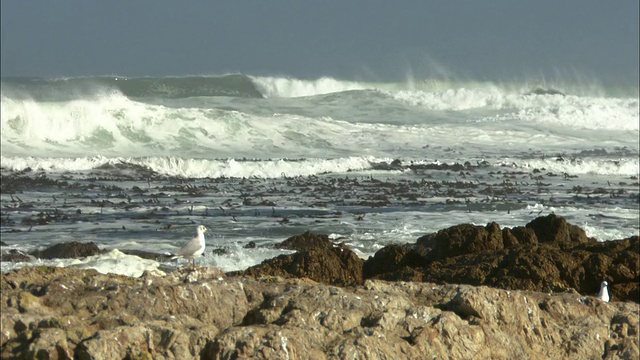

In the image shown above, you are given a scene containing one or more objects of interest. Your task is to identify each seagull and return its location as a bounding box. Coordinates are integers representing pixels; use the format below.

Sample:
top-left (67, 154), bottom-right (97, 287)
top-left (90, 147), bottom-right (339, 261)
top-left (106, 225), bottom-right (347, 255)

top-left (172, 225), bottom-right (207, 267)
top-left (597, 280), bottom-right (610, 302)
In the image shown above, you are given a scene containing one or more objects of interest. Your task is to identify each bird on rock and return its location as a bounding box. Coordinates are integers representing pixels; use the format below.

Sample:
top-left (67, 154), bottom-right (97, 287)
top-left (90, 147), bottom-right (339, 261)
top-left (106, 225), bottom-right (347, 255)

top-left (172, 225), bottom-right (207, 267)
top-left (597, 280), bottom-right (610, 302)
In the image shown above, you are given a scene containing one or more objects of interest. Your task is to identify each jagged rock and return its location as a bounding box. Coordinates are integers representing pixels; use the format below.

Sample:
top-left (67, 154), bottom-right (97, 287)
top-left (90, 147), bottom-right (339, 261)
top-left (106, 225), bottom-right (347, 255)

top-left (233, 231), bottom-right (364, 286)
top-left (525, 213), bottom-right (595, 244)
top-left (120, 249), bottom-right (173, 262)
top-left (239, 242), bottom-right (364, 286)
top-left (30, 241), bottom-right (103, 259)
top-left (416, 221), bottom-right (505, 261)
top-left (369, 216), bottom-right (639, 303)
top-left (501, 226), bottom-right (538, 246)
top-left (275, 231), bottom-right (335, 251)
top-left (1, 249), bottom-right (33, 262)
top-left (362, 244), bottom-right (424, 279)
top-left (1, 267), bottom-right (638, 359)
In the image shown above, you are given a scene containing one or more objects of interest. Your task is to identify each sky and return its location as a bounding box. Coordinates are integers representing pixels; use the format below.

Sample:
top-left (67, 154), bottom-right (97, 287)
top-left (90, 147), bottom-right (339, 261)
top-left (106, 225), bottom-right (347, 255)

top-left (1, 1), bottom-right (638, 87)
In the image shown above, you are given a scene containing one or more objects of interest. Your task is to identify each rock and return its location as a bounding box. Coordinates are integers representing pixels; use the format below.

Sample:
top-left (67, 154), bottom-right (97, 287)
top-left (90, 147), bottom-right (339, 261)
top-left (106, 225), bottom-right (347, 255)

top-left (27, 328), bottom-right (74, 360)
top-left (525, 213), bottom-right (595, 245)
top-left (211, 247), bottom-right (230, 256)
top-left (275, 231), bottom-right (335, 251)
top-left (370, 216), bottom-right (639, 303)
top-left (239, 240), bottom-right (364, 286)
top-left (30, 241), bottom-right (103, 259)
top-left (1, 249), bottom-right (33, 262)
top-left (74, 326), bottom-right (154, 359)
top-left (1, 267), bottom-right (638, 359)
top-left (119, 249), bottom-right (173, 261)
top-left (362, 244), bottom-right (424, 279)
top-left (416, 222), bottom-right (505, 261)
top-left (501, 226), bottom-right (538, 247)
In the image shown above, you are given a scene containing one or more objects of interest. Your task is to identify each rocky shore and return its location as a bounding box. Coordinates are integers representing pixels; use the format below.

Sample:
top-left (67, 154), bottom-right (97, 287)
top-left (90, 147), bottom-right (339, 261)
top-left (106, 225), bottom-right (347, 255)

top-left (1, 215), bottom-right (639, 359)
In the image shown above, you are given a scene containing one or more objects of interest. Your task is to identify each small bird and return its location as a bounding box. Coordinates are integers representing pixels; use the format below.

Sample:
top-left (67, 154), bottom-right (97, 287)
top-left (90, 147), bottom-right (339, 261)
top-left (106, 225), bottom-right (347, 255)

top-left (597, 280), bottom-right (610, 302)
top-left (172, 225), bottom-right (207, 267)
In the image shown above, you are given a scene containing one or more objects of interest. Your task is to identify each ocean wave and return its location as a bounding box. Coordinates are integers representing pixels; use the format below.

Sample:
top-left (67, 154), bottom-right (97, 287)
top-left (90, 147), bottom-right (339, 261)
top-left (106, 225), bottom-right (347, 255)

top-left (389, 88), bottom-right (639, 131)
top-left (504, 157), bottom-right (639, 177)
top-left (0, 156), bottom-right (381, 178)
top-left (1, 74), bottom-right (264, 100)
top-left (250, 76), bottom-right (368, 98)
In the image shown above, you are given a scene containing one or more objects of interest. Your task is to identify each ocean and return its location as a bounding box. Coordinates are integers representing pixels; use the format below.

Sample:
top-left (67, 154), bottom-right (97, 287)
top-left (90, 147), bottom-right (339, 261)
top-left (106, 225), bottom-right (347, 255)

top-left (1, 74), bottom-right (638, 276)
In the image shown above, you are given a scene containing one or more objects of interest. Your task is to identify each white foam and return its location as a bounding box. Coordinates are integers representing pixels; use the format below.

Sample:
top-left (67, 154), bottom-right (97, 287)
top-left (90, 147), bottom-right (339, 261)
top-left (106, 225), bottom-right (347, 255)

top-left (208, 247), bottom-right (296, 272)
top-left (504, 158), bottom-right (639, 176)
top-left (0, 155), bottom-right (380, 178)
top-left (0, 249), bottom-right (165, 278)
top-left (251, 76), bottom-right (367, 98)
top-left (389, 88), bottom-right (639, 131)
top-left (69, 249), bottom-right (165, 277)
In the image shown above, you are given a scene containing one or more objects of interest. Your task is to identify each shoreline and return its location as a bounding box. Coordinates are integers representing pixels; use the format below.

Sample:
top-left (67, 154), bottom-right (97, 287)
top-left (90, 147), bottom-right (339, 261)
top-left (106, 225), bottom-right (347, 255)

top-left (2, 214), bottom-right (638, 303)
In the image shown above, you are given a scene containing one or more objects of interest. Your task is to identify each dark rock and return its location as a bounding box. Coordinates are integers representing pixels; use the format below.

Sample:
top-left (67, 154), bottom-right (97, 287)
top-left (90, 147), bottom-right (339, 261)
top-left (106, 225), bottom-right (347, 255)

top-left (30, 241), bottom-right (102, 259)
top-left (212, 247), bottom-right (230, 256)
top-left (370, 216), bottom-right (639, 303)
top-left (416, 221), bottom-right (505, 261)
top-left (239, 232), bottom-right (364, 286)
top-left (275, 231), bottom-right (335, 251)
top-left (244, 241), bottom-right (256, 249)
top-left (119, 249), bottom-right (173, 262)
top-left (525, 213), bottom-right (595, 245)
top-left (502, 226), bottom-right (538, 247)
top-left (1, 249), bottom-right (33, 263)
top-left (363, 244), bottom-right (424, 279)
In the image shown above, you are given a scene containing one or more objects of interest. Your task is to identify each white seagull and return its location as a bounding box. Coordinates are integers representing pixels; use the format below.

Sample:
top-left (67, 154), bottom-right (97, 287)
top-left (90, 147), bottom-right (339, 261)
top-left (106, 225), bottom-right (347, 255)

top-left (172, 225), bottom-right (207, 267)
top-left (597, 280), bottom-right (610, 302)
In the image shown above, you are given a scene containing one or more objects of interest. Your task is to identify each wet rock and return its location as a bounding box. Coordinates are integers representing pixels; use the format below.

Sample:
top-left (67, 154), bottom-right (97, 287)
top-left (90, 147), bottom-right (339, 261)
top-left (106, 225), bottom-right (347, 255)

top-left (30, 241), bottom-right (103, 259)
top-left (502, 226), bottom-right (538, 247)
top-left (362, 244), bottom-right (424, 279)
top-left (120, 249), bottom-right (173, 261)
top-left (275, 231), bottom-right (335, 251)
top-left (1, 249), bottom-right (34, 263)
top-left (370, 215), bottom-right (639, 303)
top-left (525, 213), bottom-right (595, 245)
top-left (1, 267), bottom-right (638, 359)
top-left (239, 232), bottom-right (364, 286)
top-left (416, 221), bottom-right (505, 261)
top-left (211, 247), bottom-right (231, 256)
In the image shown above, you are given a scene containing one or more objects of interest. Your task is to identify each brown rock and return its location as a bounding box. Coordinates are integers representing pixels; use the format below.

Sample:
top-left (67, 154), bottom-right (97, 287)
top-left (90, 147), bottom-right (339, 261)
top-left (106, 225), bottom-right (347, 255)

top-left (119, 249), bottom-right (173, 262)
top-left (30, 241), bottom-right (103, 259)
top-left (525, 213), bottom-right (595, 245)
top-left (27, 328), bottom-right (73, 360)
top-left (416, 222), bottom-right (505, 261)
top-left (1, 249), bottom-right (33, 262)
top-left (362, 244), bottom-right (424, 279)
top-left (369, 216), bottom-right (639, 303)
top-left (240, 241), bottom-right (364, 286)
top-left (1, 267), bottom-right (638, 359)
top-left (275, 231), bottom-right (335, 251)
top-left (502, 226), bottom-right (538, 247)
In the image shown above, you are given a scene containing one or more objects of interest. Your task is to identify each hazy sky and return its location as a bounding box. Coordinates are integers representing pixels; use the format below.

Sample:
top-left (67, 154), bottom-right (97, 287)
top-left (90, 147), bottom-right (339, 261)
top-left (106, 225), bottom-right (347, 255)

top-left (1, 1), bottom-right (638, 86)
